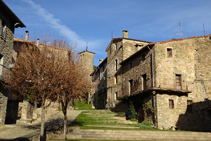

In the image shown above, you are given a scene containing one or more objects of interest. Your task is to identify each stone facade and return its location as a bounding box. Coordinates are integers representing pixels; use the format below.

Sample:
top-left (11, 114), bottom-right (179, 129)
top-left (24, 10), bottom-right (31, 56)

top-left (92, 30), bottom-right (211, 131)
top-left (78, 49), bottom-right (95, 84)
top-left (91, 58), bottom-right (107, 109)
top-left (105, 30), bottom-right (150, 109)
top-left (0, 0), bottom-right (25, 126)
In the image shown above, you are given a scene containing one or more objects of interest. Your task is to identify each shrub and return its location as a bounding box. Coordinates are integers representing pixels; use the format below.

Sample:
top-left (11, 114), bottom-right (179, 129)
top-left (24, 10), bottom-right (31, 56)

top-left (129, 101), bottom-right (137, 119)
top-left (135, 120), bottom-right (153, 129)
top-left (117, 112), bottom-right (125, 117)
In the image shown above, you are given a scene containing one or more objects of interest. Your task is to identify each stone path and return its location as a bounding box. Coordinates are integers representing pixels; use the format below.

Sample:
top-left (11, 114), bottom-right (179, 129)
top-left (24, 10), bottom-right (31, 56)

top-left (0, 109), bottom-right (82, 140)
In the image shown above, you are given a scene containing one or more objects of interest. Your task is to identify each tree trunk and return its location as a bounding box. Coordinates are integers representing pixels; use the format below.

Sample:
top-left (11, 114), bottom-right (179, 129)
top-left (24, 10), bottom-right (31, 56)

top-left (62, 101), bottom-right (67, 139)
top-left (40, 99), bottom-right (46, 141)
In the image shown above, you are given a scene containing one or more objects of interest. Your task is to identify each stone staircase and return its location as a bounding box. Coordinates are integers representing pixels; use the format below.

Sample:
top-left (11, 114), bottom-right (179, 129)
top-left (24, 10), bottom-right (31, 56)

top-left (67, 129), bottom-right (211, 141)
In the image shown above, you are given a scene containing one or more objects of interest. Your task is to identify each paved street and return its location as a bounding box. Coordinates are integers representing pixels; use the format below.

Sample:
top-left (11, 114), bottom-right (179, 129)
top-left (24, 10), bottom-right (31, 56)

top-left (0, 110), bottom-right (82, 140)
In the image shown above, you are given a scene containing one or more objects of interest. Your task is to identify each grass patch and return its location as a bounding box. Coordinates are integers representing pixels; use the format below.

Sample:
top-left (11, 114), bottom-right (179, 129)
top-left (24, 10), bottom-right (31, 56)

top-left (135, 120), bottom-right (154, 130)
top-left (71, 110), bottom-right (131, 127)
top-left (73, 101), bottom-right (95, 110)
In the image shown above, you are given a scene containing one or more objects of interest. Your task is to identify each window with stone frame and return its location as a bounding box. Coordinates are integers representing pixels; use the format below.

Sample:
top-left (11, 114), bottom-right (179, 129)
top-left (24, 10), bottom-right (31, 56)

top-left (114, 92), bottom-right (118, 101)
top-left (175, 74), bottom-right (182, 90)
top-left (129, 79), bottom-right (133, 95)
top-left (0, 54), bottom-right (3, 76)
top-left (0, 22), bottom-right (7, 39)
top-left (114, 43), bottom-right (117, 50)
top-left (115, 59), bottom-right (118, 71)
top-left (114, 75), bottom-right (118, 84)
top-left (169, 99), bottom-right (174, 109)
top-left (167, 48), bottom-right (172, 58)
top-left (187, 100), bottom-right (193, 113)
top-left (68, 51), bottom-right (71, 61)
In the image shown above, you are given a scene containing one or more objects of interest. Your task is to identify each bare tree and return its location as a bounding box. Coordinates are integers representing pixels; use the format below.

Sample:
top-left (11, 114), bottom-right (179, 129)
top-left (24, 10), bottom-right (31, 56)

top-left (50, 40), bottom-right (90, 139)
top-left (5, 38), bottom-right (90, 140)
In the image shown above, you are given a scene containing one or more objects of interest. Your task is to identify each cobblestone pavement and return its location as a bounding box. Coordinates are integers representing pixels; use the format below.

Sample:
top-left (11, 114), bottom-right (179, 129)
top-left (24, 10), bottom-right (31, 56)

top-left (0, 110), bottom-right (82, 140)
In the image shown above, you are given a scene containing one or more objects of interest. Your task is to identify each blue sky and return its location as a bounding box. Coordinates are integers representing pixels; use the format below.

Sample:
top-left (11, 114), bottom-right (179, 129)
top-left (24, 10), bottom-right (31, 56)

top-left (4, 0), bottom-right (211, 66)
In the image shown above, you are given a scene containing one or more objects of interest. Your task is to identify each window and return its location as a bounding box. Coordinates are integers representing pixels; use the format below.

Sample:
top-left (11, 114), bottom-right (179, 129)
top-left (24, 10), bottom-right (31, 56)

top-left (115, 59), bottom-right (117, 71)
top-left (114, 75), bottom-right (118, 84)
top-left (142, 74), bottom-right (147, 90)
top-left (115, 92), bottom-right (118, 101)
top-left (169, 99), bottom-right (174, 109)
top-left (115, 43), bottom-right (117, 50)
top-left (103, 65), bottom-right (105, 71)
top-left (0, 54), bottom-right (4, 76)
top-left (0, 23), bottom-right (6, 39)
top-left (187, 100), bottom-right (193, 113)
top-left (167, 48), bottom-right (172, 57)
top-left (176, 74), bottom-right (182, 90)
top-left (129, 79), bottom-right (133, 95)
top-left (68, 51), bottom-right (71, 61)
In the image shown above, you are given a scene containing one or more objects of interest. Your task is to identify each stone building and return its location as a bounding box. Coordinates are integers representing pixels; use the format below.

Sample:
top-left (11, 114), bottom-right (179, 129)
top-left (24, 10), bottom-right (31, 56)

top-left (90, 58), bottom-right (107, 109)
top-left (91, 30), bottom-right (211, 131)
top-left (0, 0), bottom-right (25, 126)
top-left (78, 48), bottom-right (95, 103)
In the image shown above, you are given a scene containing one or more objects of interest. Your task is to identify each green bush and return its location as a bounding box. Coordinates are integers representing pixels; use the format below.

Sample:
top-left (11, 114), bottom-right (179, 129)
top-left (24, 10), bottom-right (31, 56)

top-left (117, 112), bottom-right (125, 117)
top-left (141, 120), bottom-right (153, 126)
top-left (129, 101), bottom-right (137, 119)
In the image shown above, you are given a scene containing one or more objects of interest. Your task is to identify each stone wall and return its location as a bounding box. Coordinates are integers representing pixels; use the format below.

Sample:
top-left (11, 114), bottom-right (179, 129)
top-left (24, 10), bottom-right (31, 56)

top-left (154, 36), bottom-right (211, 130)
top-left (79, 51), bottom-right (95, 83)
top-left (106, 36), bottom-right (151, 109)
top-left (0, 16), bottom-right (15, 126)
top-left (91, 59), bottom-right (107, 109)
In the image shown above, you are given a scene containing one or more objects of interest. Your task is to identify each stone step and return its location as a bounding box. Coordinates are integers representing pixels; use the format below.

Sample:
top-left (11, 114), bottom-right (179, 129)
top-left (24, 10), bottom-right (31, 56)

top-left (70, 129), bottom-right (211, 140)
top-left (80, 129), bottom-right (211, 135)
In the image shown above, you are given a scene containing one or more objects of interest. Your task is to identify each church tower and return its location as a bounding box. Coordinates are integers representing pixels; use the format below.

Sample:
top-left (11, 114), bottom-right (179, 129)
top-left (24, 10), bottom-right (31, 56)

top-left (78, 46), bottom-right (95, 80)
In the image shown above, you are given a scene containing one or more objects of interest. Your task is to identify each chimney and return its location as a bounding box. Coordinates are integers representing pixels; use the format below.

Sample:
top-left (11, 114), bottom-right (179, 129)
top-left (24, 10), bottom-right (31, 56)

top-left (99, 59), bottom-right (103, 64)
top-left (122, 30), bottom-right (128, 38)
top-left (25, 31), bottom-right (29, 40)
top-left (37, 38), bottom-right (40, 47)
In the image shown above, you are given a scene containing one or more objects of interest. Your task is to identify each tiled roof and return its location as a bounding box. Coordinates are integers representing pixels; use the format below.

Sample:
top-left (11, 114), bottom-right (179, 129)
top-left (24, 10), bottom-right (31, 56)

top-left (78, 50), bottom-right (95, 54)
top-left (149, 35), bottom-right (211, 45)
top-left (105, 37), bottom-right (151, 51)
top-left (14, 38), bottom-right (72, 52)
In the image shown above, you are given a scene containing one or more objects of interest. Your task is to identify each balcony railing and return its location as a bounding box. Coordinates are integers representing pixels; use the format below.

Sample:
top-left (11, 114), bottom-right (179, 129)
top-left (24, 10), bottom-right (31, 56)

top-left (117, 81), bottom-right (150, 99)
top-left (155, 78), bottom-right (193, 92)
top-left (117, 78), bottom-right (193, 99)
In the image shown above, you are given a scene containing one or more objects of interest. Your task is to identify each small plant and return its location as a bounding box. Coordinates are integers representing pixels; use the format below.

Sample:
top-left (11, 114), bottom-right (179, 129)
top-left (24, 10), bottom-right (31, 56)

top-left (143, 102), bottom-right (154, 116)
top-left (117, 112), bottom-right (125, 117)
top-left (130, 118), bottom-right (137, 122)
top-left (58, 108), bottom-right (62, 111)
top-left (135, 120), bottom-right (153, 130)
